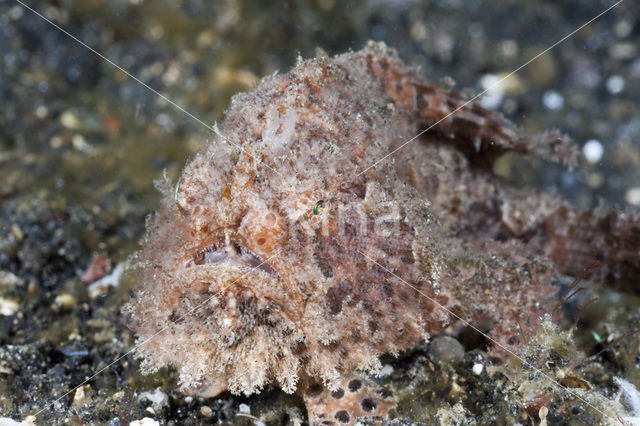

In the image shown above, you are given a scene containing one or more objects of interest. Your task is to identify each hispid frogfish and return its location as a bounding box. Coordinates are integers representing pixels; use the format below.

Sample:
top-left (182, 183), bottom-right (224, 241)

top-left (124, 41), bottom-right (640, 425)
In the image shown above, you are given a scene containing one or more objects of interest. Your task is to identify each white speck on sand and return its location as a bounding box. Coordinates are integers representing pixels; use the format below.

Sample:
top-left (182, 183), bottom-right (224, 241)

top-left (582, 139), bottom-right (603, 164)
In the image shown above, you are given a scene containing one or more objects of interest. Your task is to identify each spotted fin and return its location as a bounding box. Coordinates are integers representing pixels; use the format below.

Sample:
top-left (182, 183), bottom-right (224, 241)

top-left (301, 374), bottom-right (397, 425)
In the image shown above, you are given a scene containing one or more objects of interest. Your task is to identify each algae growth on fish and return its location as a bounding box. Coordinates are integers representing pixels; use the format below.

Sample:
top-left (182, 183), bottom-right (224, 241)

top-left (123, 42), bottom-right (640, 425)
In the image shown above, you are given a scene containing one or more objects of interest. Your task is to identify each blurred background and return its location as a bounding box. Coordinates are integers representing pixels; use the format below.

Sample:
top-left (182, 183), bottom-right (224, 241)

top-left (2, 0), bottom-right (640, 217)
top-left (0, 0), bottom-right (639, 423)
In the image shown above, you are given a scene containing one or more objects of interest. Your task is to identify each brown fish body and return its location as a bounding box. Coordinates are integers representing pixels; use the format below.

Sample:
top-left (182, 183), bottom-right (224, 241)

top-left (125, 42), bottom-right (640, 424)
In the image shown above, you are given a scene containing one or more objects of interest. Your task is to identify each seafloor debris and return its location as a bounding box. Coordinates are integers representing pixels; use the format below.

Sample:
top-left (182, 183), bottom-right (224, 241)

top-left (615, 376), bottom-right (640, 424)
top-left (81, 254), bottom-right (112, 284)
top-left (124, 42), bottom-right (640, 424)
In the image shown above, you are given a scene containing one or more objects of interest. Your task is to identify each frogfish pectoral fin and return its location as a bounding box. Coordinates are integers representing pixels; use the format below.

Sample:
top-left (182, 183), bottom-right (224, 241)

top-left (301, 373), bottom-right (397, 425)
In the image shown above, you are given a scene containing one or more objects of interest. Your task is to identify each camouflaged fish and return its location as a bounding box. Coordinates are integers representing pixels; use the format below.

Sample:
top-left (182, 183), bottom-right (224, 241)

top-left (124, 42), bottom-right (640, 425)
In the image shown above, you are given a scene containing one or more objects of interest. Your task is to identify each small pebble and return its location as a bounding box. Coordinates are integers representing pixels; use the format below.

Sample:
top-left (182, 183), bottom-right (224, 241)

top-left (11, 226), bottom-right (24, 241)
top-left (7, 6), bottom-right (24, 20)
top-left (0, 298), bottom-right (19, 316)
top-left (34, 105), bottom-right (48, 119)
top-left (429, 335), bottom-right (465, 366)
top-left (60, 110), bottom-right (81, 129)
top-left (72, 384), bottom-right (91, 406)
top-left (72, 134), bottom-right (92, 153)
top-left (49, 136), bottom-right (63, 149)
top-left (611, 42), bottom-right (637, 60)
top-left (582, 139), bottom-right (603, 164)
top-left (200, 406), bottom-right (212, 417)
top-left (472, 363), bottom-right (484, 375)
top-left (625, 187), bottom-right (640, 206)
top-left (605, 75), bottom-right (625, 95)
top-left (498, 39), bottom-right (518, 59)
top-left (478, 74), bottom-right (504, 110)
top-left (54, 293), bottom-right (76, 310)
top-left (542, 90), bottom-right (563, 111)
top-left (614, 20), bottom-right (633, 38)
top-left (0, 271), bottom-right (23, 288)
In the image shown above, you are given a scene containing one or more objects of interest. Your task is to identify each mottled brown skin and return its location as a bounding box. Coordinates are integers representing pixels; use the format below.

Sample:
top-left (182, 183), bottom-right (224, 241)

top-left (125, 42), bottom-right (640, 424)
